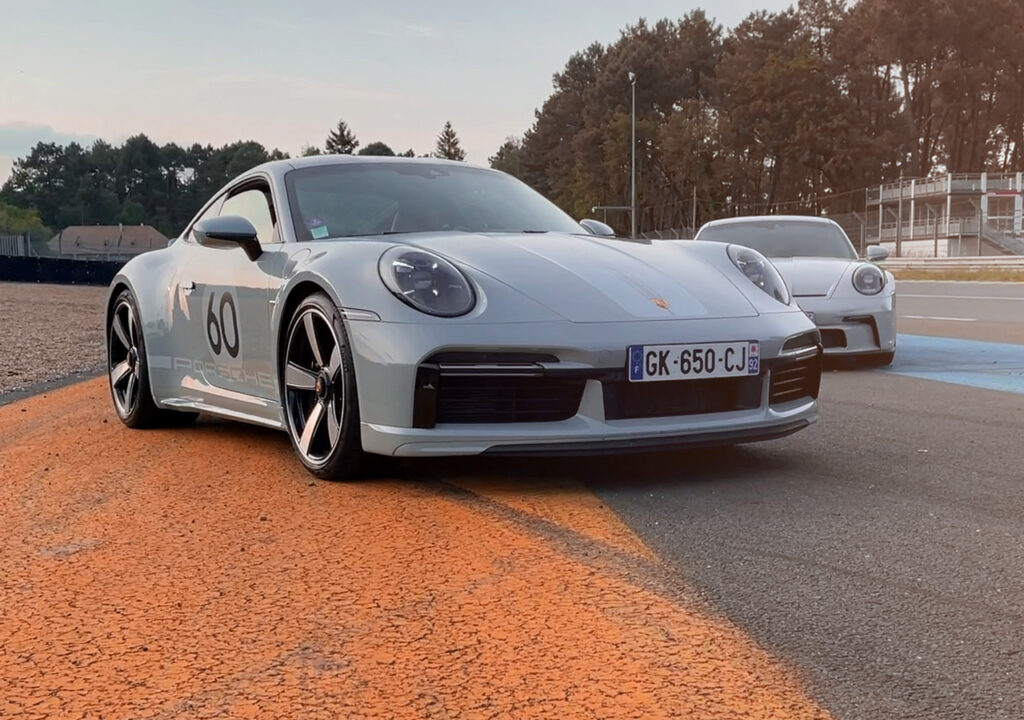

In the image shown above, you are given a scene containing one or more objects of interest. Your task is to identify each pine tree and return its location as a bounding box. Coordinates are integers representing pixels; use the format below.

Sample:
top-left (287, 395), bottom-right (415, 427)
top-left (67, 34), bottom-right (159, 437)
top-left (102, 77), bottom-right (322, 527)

top-left (325, 120), bottom-right (359, 155)
top-left (488, 137), bottom-right (523, 177)
top-left (357, 141), bottom-right (395, 156)
top-left (434, 121), bottom-right (466, 161)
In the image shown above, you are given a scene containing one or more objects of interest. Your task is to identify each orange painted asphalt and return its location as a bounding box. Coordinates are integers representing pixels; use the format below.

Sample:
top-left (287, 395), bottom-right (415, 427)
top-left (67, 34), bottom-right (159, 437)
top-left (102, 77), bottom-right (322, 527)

top-left (1, 378), bottom-right (831, 719)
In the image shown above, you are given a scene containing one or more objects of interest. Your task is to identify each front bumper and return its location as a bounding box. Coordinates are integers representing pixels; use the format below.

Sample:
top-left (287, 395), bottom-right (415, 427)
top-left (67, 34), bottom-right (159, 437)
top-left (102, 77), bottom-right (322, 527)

top-left (795, 295), bottom-right (896, 356)
top-left (346, 312), bottom-right (821, 457)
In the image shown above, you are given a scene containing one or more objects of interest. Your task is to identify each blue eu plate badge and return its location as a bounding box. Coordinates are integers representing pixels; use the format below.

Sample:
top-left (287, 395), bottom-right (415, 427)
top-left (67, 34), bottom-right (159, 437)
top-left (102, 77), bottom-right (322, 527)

top-left (629, 346), bottom-right (644, 381)
top-left (748, 343), bottom-right (760, 374)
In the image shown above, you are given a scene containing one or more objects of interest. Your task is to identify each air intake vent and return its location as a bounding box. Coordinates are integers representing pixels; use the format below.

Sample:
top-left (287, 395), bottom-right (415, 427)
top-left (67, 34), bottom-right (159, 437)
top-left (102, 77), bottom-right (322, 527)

top-left (769, 355), bottom-right (822, 405)
top-left (604, 376), bottom-right (762, 420)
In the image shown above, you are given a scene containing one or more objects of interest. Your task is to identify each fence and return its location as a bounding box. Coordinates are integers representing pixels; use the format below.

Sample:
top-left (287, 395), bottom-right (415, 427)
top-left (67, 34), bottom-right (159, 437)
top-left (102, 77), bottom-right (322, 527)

top-left (0, 232), bottom-right (144, 263)
top-left (881, 256), bottom-right (1024, 271)
top-left (0, 235), bottom-right (30, 256)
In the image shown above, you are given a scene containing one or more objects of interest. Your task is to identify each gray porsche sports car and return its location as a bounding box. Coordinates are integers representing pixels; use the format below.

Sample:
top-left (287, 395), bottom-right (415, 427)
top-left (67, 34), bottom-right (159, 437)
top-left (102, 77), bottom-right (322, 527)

top-left (695, 216), bottom-right (897, 365)
top-left (107, 156), bottom-right (822, 479)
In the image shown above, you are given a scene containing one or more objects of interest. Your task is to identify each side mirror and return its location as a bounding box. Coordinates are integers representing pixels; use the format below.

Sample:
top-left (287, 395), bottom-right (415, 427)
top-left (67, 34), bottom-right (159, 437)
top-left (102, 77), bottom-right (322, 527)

top-left (194, 215), bottom-right (262, 261)
top-left (579, 218), bottom-right (616, 237)
top-left (865, 244), bottom-right (888, 262)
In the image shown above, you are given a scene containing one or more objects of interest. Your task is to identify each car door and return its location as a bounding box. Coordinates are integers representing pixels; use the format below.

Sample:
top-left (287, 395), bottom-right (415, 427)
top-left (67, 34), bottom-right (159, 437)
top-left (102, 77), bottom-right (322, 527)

top-left (180, 179), bottom-right (284, 414)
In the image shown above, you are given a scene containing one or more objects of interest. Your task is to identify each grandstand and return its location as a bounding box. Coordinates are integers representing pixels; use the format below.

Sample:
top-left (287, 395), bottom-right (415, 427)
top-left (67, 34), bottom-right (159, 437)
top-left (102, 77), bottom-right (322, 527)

top-left (863, 172), bottom-right (1024, 257)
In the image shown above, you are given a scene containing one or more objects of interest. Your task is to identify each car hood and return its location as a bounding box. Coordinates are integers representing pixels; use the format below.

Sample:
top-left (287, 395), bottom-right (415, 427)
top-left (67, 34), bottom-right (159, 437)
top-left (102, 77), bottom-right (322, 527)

top-left (399, 232), bottom-right (759, 322)
top-left (769, 257), bottom-right (852, 297)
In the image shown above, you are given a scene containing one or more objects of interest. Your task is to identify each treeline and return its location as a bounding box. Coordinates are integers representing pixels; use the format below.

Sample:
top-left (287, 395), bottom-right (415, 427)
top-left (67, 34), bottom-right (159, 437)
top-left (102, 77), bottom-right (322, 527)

top-left (492, 0), bottom-right (1024, 233)
top-left (0, 120), bottom-right (468, 239)
top-left (0, 137), bottom-right (288, 239)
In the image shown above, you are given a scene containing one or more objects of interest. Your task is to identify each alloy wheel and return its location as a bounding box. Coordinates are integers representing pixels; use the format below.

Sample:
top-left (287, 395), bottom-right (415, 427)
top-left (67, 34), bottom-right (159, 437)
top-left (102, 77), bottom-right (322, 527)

top-left (284, 308), bottom-right (345, 465)
top-left (109, 300), bottom-right (142, 417)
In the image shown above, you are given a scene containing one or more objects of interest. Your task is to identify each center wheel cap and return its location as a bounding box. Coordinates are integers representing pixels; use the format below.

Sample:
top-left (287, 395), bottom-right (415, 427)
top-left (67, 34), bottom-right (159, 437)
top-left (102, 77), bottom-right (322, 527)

top-left (315, 371), bottom-right (331, 400)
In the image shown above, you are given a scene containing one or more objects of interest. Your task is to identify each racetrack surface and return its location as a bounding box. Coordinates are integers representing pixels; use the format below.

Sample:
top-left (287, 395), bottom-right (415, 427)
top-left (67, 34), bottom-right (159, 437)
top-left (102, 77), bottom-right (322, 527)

top-left (2, 279), bottom-right (1023, 719)
top-left (896, 279), bottom-right (1024, 344)
top-left (1, 380), bottom-right (831, 719)
top-left (595, 369), bottom-right (1024, 719)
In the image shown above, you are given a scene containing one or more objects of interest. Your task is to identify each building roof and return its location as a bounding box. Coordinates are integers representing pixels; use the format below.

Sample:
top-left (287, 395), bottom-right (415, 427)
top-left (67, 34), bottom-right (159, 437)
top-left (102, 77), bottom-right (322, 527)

top-left (49, 225), bottom-right (168, 255)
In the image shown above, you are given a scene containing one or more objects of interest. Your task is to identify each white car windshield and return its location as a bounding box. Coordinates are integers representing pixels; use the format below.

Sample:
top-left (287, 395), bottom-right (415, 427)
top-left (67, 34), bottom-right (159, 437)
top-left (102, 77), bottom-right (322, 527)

top-left (285, 162), bottom-right (583, 240)
top-left (699, 220), bottom-right (857, 260)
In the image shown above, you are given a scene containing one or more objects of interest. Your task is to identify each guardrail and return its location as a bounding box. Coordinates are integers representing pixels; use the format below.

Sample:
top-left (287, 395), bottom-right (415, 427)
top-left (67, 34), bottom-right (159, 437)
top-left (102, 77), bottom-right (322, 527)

top-left (881, 256), bottom-right (1024, 270)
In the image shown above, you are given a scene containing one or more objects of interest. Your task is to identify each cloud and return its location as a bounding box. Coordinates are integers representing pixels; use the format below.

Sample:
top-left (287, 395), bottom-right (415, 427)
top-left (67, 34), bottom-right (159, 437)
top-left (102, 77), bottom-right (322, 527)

top-left (0, 122), bottom-right (103, 183)
top-left (0, 122), bottom-right (100, 157)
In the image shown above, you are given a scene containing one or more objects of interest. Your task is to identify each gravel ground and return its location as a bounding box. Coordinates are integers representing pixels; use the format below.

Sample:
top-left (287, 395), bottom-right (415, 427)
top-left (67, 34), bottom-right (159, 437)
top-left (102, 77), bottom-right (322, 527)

top-left (0, 281), bottom-right (108, 395)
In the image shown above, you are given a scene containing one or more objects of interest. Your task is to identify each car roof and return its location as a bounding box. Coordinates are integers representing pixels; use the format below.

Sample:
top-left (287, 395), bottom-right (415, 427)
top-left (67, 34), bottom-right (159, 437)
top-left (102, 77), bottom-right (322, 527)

top-left (702, 215), bottom-right (839, 228)
top-left (251, 154), bottom-right (494, 175)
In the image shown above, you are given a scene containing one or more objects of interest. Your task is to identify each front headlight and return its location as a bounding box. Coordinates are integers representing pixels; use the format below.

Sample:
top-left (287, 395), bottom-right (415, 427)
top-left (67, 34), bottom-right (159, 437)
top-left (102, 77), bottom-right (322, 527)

top-left (727, 245), bottom-right (790, 305)
top-left (378, 246), bottom-right (475, 317)
top-left (852, 263), bottom-right (885, 295)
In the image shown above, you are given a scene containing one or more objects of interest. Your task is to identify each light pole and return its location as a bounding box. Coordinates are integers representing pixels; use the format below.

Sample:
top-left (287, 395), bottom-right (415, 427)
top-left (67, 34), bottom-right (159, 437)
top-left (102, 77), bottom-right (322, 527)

top-left (628, 71), bottom-right (637, 239)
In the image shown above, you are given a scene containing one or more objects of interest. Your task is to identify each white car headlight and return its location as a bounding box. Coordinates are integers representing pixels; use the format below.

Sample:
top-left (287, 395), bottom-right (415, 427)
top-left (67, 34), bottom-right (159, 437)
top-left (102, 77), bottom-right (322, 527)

top-left (379, 246), bottom-right (475, 317)
top-left (727, 245), bottom-right (790, 305)
top-left (852, 263), bottom-right (885, 295)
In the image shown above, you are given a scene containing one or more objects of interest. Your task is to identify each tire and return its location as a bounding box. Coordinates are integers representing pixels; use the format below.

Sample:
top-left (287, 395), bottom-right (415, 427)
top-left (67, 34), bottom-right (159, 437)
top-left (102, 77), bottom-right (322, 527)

top-left (108, 289), bottom-right (198, 428)
top-left (281, 292), bottom-right (365, 480)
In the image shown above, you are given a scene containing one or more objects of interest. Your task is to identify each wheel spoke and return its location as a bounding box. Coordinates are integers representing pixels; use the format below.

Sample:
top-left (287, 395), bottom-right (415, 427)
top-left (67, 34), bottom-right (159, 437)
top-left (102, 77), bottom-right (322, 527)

top-left (285, 362), bottom-right (317, 391)
top-left (299, 400), bottom-right (325, 456)
top-left (126, 305), bottom-right (137, 345)
top-left (328, 344), bottom-right (343, 377)
top-left (326, 398), bottom-right (340, 446)
top-left (113, 312), bottom-right (131, 349)
top-left (110, 360), bottom-right (132, 388)
top-left (304, 314), bottom-right (324, 367)
top-left (124, 372), bottom-right (137, 409)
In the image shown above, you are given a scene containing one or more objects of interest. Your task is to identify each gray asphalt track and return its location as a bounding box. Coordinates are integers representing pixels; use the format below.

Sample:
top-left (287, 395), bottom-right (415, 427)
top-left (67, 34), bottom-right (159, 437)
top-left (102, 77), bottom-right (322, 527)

top-left (592, 371), bottom-right (1024, 719)
top-left (896, 280), bottom-right (1024, 343)
top-left (591, 281), bottom-right (1024, 719)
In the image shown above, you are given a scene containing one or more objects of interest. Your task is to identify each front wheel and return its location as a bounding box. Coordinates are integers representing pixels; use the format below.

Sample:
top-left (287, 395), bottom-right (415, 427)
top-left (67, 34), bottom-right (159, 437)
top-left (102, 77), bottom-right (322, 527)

top-left (108, 289), bottom-right (198, 428)
top-left (281, 293), bottom-right (365, 480)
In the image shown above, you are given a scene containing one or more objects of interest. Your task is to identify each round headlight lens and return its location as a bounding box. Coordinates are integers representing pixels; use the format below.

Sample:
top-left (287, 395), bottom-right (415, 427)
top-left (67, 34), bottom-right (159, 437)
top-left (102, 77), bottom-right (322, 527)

top-left (378, 246), bottom-right (475, 317)
top-left (852, 263), bottom-right (885, 295)
top-left (727, 245), bottom-right (790, 305)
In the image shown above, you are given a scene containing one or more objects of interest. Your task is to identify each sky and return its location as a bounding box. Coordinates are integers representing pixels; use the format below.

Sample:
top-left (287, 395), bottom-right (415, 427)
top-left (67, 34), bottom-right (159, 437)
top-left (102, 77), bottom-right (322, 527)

top-left (0, 0), bottom-right (790, 185)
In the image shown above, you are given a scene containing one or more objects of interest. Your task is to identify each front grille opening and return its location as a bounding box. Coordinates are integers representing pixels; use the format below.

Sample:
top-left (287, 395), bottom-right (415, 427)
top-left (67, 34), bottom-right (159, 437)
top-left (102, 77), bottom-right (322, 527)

top-left (604, 376), bottom-right (762, 421)
top-left (820, 329), bottom-right (847, 349)
top-left (769, 356), bottom-right (822, 405)
top-left (432, 375), bottom-right (587, 424)
top-left (782, 330), bottom-right (821, 353)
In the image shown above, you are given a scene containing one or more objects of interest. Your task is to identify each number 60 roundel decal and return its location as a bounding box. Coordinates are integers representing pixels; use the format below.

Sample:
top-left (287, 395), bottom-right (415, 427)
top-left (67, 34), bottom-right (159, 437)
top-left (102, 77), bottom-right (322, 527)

top-left (207, 292), bottom-right (240, 358)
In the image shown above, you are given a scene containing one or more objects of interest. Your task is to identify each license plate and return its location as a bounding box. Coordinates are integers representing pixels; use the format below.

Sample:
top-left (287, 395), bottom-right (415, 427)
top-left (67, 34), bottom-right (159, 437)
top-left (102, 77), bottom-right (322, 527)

top-left (628, 341), bottom-right (760, 382)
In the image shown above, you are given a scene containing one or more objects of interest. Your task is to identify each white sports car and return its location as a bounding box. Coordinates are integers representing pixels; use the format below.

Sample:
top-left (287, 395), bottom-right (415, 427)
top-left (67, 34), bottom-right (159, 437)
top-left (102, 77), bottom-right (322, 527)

top-left (695, 216), bottom-right (896, 365)
top-left (107, 157), bottom-right (823, 480)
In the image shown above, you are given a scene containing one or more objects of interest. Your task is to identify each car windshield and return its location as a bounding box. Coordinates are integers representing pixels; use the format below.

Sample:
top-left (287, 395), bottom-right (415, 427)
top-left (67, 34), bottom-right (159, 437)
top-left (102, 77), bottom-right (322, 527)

top-left (285, 162), bottom-right (584, 240)
top-left (698, 220), bottom-right (857, 260)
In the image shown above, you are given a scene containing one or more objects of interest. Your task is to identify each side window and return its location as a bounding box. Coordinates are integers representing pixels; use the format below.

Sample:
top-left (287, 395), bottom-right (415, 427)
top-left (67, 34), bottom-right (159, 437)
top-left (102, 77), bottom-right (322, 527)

top-left (220, 187), bottom-right (277, 245)
top-left (186, 198), bottom-right (222, 242)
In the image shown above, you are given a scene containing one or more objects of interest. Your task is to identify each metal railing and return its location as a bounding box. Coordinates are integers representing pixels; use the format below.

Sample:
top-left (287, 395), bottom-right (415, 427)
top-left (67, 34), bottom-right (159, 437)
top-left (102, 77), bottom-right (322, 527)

top-left (0, 235), bottom-right (31, 257)
top-left (882, 256), bottom-right (1024, 269)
